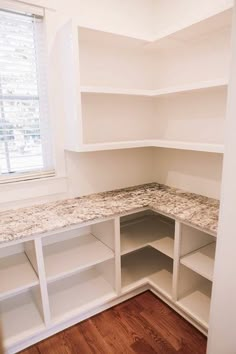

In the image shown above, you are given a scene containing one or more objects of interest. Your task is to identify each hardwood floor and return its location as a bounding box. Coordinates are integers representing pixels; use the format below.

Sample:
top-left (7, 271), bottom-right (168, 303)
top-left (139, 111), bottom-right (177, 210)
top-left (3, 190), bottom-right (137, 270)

top-left (20, 291), bottom-right (207, 354)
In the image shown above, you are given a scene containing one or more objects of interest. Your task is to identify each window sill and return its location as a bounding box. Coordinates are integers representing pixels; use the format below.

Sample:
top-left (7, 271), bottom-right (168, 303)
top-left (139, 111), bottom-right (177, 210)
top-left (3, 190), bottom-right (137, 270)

top-left (0, 170), bottom-right (56, 185)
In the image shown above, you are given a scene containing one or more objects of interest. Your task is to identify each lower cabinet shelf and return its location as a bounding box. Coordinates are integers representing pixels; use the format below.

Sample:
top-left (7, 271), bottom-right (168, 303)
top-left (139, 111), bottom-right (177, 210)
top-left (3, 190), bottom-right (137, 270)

top-left (178, 280), bottom-right (212, 329)
top-left (180, 242), bottom-right (216, 281)
top-left (0, 287), bottom-right (45, 348)
top-left (0, 252), bottom-right (39, 300)
top-left (121, 247), bottom-right (173, 298)
top-left (43, 233), bottom-right (114, 282)
top-left (48, 262), bottom-right (116, 323)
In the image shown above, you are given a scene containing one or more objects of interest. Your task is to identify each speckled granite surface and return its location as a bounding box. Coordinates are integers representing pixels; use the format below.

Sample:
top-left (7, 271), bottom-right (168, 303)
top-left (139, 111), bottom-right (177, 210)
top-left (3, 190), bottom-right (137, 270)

top-left (0, 183), bottom-right (219, 244)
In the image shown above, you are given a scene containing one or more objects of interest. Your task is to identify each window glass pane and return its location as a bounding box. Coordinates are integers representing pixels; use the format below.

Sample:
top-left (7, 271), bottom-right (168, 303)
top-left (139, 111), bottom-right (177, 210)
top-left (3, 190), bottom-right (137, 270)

top-left (0, 10), bottom-right (51, 176)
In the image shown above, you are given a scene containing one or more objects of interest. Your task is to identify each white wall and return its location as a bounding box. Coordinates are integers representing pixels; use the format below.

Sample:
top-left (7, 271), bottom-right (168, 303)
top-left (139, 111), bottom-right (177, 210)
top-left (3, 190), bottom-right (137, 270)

top-left (153, 149), bottom-right (223, 199)
top-left (57, 0), bottom-right (155, 40)
top-left (207, 2), bottom-right (236, 353)
top-left (153, 0), bottom-right (233, 38)
top-left (66, 148), bottom-right (155, 197)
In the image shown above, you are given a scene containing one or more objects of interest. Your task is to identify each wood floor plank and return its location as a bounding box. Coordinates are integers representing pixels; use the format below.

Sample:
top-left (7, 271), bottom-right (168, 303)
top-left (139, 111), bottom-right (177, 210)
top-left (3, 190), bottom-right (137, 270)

top-left (114, 301), bottom-right (177, 353)
top-left (19, 291), bottom-right (207, 354)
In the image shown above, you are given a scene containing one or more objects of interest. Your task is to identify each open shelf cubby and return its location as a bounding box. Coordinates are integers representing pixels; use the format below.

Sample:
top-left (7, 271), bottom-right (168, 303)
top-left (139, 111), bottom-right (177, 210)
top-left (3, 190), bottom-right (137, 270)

top-left (0, 242), bottom-right (39, 300)
top-left (48, 259), bottom-right (116, 323)
top-left (121, 247), bottom-right (173, 298)
top-left (181, 242), bottom-right (216, 281)
top-left (0, 287), bottom-right (45, 348)
top-left (177, 265), bottom-right (212, 329)
top-left (120, 212), bottom-right (175, 258)
top-left (42, 220), bottom-right (115, 283)
top-left (180, 224), bottom-right (216, 281)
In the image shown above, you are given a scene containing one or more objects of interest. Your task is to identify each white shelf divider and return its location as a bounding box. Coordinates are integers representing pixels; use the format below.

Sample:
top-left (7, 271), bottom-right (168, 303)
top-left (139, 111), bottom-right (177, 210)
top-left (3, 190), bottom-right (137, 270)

top-left (0, 253), bottom-right (39, 300)
top-left (178, 281), bottom-right (212, 329)
top-left (73, 140), bottom-right (224, 153)
top-left (44, 233), bottom-right (114, 283)
top-left (121, 215), bottom-right (174, 257)
top-left (180, 242), bottom-right (216, 281)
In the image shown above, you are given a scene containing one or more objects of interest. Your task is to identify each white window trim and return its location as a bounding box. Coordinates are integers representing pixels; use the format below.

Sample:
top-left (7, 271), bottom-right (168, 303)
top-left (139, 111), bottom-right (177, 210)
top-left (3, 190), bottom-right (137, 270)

top-left (0, 0), bottom-right (56, 15)
top-left (0, 2), bottom-right (57, 183)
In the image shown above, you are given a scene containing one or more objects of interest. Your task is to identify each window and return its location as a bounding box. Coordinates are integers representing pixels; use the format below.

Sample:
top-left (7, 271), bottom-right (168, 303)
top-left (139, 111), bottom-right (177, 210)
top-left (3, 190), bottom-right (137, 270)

top-left (0, 6), bottom-right (53, 182)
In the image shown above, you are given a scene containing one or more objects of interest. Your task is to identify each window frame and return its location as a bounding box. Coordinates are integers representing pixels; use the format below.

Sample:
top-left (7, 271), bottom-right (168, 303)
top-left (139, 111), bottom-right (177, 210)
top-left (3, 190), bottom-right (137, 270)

top-left (0, 0), bottom-right (56, 183)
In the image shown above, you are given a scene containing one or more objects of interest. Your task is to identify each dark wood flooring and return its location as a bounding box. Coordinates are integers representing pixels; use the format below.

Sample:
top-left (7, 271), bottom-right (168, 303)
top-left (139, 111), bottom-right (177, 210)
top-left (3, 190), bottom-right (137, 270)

top-left (20, 291), bottom-right (207, 354)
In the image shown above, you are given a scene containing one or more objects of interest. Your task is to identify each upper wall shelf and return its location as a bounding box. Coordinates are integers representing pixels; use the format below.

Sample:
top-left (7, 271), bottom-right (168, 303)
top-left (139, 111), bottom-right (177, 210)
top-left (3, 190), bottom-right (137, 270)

top-left (80, 78), bottom-right (228, 97)
top-left (79, 7), bottom-right (232, 48)
top-left (69, 140), bottom-right (224, 154)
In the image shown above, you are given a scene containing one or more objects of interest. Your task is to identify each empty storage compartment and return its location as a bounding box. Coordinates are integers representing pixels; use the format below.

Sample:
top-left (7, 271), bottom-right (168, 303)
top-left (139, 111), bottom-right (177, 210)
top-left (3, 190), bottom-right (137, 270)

top-left (0, 242), bottom-right (39, 299)
top-left (0, 286), bottom-right (45, 348)
top-left (180, 224), bottom-right (216, 281)
top-left (48, 259), bottom-right (117, 323)
top-left (121, 246), bottom-right (173, 298)
top-left (120, 211), bottom-right (175, 258)
top-left (177, 265), bottom-right (212, 329)
top-left (42, 220), bottom-right (115, 282)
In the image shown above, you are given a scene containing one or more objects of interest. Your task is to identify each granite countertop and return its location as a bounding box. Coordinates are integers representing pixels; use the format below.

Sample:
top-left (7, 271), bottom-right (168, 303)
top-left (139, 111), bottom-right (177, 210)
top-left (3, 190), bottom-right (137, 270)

top-left (0, 183), bottom-right (219, 244)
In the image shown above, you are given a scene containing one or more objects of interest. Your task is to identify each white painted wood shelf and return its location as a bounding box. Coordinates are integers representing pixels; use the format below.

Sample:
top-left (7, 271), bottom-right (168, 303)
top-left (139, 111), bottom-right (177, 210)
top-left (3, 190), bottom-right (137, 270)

top-left (121, 247), bottom-right (173, 297)
top-left (0, 289), bottom-right (45, 348)
top-left (48, 268), bottom-right (116, 323)
top-left (121, 215), bottom-right (174, 257)
top-left (80, 79), bottom-right (228, 97)
top-left (43, 233), bottom-right (114, 282)
top-left (178, 280), bottom-right (212, 329)
top-left (73, 140), bottom-right (224, 153)
top-left (181, 242), bottom-right (216, 281)
top-left (0, 252), bottom-right (39, 300)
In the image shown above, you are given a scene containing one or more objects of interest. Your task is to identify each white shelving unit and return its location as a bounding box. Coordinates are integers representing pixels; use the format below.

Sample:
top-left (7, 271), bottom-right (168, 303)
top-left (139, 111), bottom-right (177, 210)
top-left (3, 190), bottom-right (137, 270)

top-left (0, 209), bottom-right (218, 353)
top-left (80, 78), bottom-right (228, 97)
top-left (74, 140), bottom-right (224, 153)
top-left (58, 6), bottom-right (232, 153)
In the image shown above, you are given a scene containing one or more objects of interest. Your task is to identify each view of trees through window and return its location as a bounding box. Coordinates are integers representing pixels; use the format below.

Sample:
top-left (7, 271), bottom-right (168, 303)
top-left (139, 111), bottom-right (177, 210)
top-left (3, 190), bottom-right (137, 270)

top-left (0, 10), bottom-right (44, 175)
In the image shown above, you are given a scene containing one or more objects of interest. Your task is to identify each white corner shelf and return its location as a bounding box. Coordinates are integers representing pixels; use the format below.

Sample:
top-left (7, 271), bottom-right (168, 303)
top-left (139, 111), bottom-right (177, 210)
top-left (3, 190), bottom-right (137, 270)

top-left (80, 78), bottom-right (227, 97)
top-left (1, 289), bottom-right (45, 348)
top-left (181, 242), bottom-right (216, 281)
top-left (48, 268), bottom-right (116, 323)
top-left (80, 86), bottom-right (152, 96)
top-left (0, 253), bottom-right (39, 300)
top-left (178, 280), bottom-right (212, 329)
top-left (151, 78), bottom-right (228, 96)
top-left (121, 247), bottom-right (173, 297)
top-left (121, 215), bottom-right (174, 257)
top-left (43, 234), bottom-right (114, 282)
top-left (72, 140), bottom-right (224, 154)
top-left (151, 237), bottom-right (174, 259)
